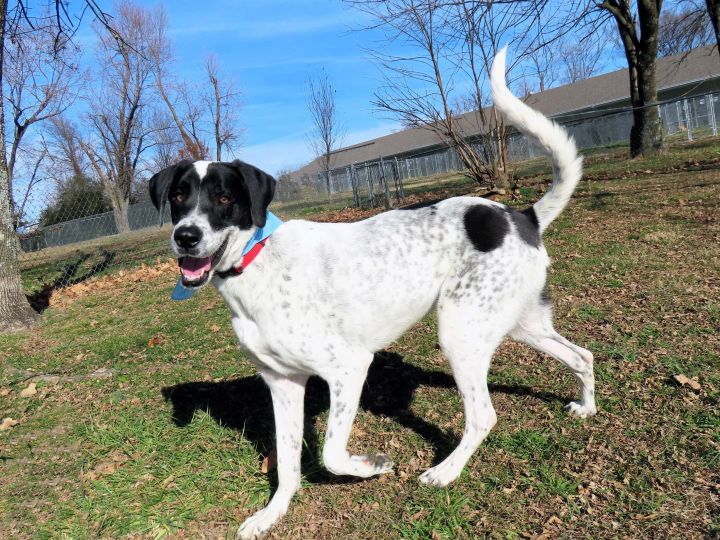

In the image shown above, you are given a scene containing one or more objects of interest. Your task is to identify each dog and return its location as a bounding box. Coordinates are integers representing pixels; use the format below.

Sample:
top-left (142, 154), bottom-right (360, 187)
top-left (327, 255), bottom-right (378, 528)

top-left (148, 48), bottom-right (596, 539)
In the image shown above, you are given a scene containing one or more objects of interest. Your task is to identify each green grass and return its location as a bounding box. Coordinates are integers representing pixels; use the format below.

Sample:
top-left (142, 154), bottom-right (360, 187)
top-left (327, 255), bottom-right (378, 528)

top-left (2, 138), bottom-right (719, 539)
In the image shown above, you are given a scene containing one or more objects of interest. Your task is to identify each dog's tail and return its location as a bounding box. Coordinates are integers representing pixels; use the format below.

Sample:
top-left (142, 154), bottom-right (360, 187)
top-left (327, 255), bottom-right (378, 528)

top-left (490, 47), bottom-right (583, 233)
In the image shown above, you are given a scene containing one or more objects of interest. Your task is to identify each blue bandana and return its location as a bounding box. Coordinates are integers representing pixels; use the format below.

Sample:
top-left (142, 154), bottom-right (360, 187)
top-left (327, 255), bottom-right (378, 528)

top-left (171, 211), bottom-right (284, 301)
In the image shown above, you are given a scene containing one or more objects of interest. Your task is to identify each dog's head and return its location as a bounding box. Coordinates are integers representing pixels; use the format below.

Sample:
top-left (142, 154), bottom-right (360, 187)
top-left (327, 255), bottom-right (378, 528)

top-left (149, 160), bottom-right (276, 289)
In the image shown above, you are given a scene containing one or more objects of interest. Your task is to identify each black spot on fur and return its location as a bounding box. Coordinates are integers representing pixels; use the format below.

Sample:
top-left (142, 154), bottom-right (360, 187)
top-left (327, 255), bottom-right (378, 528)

top-left (463, 205), bottom-right (509, 252)
top-left (505, 206), bottom-right (541, 247)
top-left (540, 283), bottom-right (551, 305)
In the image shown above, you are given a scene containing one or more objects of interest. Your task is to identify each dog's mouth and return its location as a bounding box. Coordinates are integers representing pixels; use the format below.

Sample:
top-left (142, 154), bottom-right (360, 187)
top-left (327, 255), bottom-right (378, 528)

top-left (177, 238), bottom-right (228, 288)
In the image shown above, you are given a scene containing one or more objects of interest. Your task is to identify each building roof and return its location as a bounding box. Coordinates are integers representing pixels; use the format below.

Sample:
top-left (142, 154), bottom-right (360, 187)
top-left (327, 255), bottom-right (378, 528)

top-left (295, 46), bottom-right (720, 178)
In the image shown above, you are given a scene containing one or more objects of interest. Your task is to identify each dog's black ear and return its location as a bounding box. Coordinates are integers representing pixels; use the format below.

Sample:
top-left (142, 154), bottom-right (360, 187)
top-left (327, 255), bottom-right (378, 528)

top-left (229, 160), bottom-right (276, 228)
top-left (148, 160), bottom-right (193, 225)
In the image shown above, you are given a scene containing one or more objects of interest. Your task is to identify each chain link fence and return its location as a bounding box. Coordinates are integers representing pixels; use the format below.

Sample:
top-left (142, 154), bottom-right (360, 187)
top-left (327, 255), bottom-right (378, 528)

top-left (15, 89), bottom-right (720, 293)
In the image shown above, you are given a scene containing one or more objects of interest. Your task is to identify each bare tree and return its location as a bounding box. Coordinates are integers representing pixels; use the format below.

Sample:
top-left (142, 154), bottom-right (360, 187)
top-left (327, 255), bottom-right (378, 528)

top-left (149, 7), bottom-right (207, 161)
top-left (595, 0), bottom-right (664, 157)
top-left (559, 35), bottom-right (605, 83)
top-left (11, 141), bottom-right (47, 232)
top-left (149, 15), bottom-right (242, 162)
top-left (522, 40), bottom-right (559, 93)
top-left (205, 54), bottom-right (242, 161)
top-left (0, 0), bottom-right (117, 333)
top-left (0, 0), bottom-right (37, 331)
top-left (4, 14), bottom-right (82, 226)
top-left (306, 69), bottom-right (342, 196)
top-left (347, 0), bottom-right (540, 189)
top-left (82, 0), bottom-right (161, 234)
top-left (148, 110), bottom-right (182, 171)
top-left (46, 115), bottom-right (87, 181)
top-left (658, 6), bottom-right (713, 56)
top-left (707, 0), bottom-right (720, 52)
top-left (523, 0), bottom-right (666, 157)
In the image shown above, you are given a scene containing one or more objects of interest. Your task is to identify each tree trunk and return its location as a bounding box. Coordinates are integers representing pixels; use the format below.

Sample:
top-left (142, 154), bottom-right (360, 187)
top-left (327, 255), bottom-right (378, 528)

top-left (630, 59), bottom-right (663, 156)
top-left (706, 0), bottom-right (720, 53)
top-left (0, 0), bottom-right (38, 332)
top-left (0, 201), bottom-right (38, 332)
top-left (631, 3), bottom-right (663, 157)
top-left (111, 197), bottom-right (131, 234)
top-left (603, 0), bottom-right (663, 158)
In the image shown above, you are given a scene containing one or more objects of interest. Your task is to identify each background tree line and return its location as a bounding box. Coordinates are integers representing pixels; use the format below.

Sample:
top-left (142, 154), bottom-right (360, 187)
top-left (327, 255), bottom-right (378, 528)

top-left (6, 0), bottom-right (242, 236)
top-left (1, 0), bottom-right (718, 332)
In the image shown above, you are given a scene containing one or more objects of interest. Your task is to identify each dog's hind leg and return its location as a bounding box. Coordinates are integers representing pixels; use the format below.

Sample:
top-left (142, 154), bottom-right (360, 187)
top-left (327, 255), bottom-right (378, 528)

top-left (418, 297), bottom-right (509, 488)
top-left (321, 349), bottom-right (395, 478)
top-left (237, 370), bottom-right (308, 540)
top-left (511, 301), bottom-right (596, 418)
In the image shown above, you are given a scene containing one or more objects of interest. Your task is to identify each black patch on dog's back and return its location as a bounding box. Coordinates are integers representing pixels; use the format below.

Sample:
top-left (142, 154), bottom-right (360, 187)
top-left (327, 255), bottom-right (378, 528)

top-left (505, 207), bottom-right (541, 248)
top-left (463, 205), bottom-right (509, 252)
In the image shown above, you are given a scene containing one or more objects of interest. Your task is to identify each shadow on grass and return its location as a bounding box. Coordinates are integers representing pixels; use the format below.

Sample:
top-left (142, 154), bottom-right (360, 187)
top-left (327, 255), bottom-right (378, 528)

top-left (25, 250), bottom-right (116, 313)
top-left (161, 350), bottom-right (567, 489)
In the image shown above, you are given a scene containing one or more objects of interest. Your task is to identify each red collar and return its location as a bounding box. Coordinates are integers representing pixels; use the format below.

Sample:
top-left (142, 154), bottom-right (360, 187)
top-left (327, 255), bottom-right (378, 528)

top-left (215, 239), bottom-right (267, 279)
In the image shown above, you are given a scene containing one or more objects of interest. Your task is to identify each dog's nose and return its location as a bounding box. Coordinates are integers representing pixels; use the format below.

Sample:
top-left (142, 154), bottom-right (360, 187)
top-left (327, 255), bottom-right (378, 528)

top-left (174, 225), bottom-right (202, 249)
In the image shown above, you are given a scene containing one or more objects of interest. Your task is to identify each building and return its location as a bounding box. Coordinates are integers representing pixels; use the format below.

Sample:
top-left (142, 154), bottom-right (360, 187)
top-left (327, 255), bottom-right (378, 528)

top-left (293, 46), bottom-right (720, 189)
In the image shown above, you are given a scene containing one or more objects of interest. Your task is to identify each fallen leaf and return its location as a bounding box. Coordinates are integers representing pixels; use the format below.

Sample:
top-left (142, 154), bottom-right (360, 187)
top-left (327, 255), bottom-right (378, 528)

top-left (674, 374), bottom-right (701, 391)
top-left (0, 417), bottom-right (19, 430)
top-left (19, 382), bottom-right (37, 397)
top-left (210, 324), bottom-right (221, 333)
top-left (0, 388), bottom-right (10, 397)
top-left (147, 334), bottom-right (165, 348)
top-left (261, 449), bottom-right (277, 474)
top-left (544, 515), bottom-right (562, 527)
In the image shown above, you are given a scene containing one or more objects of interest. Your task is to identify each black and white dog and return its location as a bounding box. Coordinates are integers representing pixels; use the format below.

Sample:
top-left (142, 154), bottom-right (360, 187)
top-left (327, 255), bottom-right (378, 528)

top-left (149, 49), bottom-right (595, 539)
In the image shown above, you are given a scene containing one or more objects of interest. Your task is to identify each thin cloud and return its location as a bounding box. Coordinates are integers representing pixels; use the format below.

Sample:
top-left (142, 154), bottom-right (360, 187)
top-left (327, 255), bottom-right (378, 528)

top-left (170, 11), bottom-right (366, 40)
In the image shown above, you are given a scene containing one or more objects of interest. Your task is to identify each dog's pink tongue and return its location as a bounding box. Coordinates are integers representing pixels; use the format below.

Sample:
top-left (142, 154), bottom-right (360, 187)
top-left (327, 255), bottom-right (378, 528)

top-left (179, 256), bottom-right (212, 279)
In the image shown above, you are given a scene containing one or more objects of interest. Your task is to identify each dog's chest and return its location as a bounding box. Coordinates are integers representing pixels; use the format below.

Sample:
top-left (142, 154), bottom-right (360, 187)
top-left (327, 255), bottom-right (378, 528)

top-left (229, 310), bottom-right (315, 375)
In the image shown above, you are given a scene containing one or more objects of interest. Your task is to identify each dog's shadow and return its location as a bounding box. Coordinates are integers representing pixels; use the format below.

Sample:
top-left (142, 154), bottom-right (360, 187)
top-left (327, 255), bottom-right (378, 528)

top-left (161, 351), bottom-right (565, 487)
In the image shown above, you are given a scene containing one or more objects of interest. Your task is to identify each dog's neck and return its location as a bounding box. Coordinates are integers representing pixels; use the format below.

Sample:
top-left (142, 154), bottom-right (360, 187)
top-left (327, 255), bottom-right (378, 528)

top-left (214, 226), bottom-right (256, 274)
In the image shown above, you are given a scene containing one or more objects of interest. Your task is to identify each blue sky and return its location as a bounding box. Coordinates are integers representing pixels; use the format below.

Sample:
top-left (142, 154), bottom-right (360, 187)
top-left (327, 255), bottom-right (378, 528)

top-left (81, 0), bottom-right (401, 175)
top-left (73, 1), bottom-right (626, 176)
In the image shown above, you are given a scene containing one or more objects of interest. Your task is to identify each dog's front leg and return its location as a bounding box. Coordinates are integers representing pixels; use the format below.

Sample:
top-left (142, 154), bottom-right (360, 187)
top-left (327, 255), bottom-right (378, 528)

top-left (236, 370), bottom-right (308, 540)
top-left (322, 352), bottom-right (394, 478)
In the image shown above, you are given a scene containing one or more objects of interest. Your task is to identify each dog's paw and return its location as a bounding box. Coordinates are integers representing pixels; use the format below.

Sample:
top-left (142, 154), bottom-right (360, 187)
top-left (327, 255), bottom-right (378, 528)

top-left (354, 453), bottom-right (394, 475)
top-left (418, 462), bottom-right (461, 488)
top-left (236, 507), bottom-right (281, 540)
top-left (347, 453), bottom-right (394, 477)
top-left (326, 453), bottom-right (394, 478)
top-left (564, 401), bottom-right (597, 418)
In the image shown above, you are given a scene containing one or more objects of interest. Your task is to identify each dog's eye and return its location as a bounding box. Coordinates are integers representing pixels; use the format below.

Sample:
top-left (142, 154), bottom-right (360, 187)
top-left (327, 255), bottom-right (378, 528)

top-left (219, 195), bottom-right (232, 205)
top-left (172, 193), bottom-right (185, 203)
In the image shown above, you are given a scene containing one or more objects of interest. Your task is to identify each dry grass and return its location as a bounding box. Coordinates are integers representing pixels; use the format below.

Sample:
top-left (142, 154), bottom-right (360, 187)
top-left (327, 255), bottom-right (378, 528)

top-left (1, 141), bottom-right (719, 540)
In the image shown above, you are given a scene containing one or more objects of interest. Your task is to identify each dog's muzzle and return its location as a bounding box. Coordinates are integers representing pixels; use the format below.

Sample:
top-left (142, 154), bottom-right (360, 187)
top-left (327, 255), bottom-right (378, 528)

top-left (177, 237), bottom-right (228, 288)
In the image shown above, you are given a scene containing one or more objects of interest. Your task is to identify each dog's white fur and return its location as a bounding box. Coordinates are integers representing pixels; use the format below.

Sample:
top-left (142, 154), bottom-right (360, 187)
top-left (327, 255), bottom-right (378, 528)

top-left (173, 48), bottom-right (596, 539)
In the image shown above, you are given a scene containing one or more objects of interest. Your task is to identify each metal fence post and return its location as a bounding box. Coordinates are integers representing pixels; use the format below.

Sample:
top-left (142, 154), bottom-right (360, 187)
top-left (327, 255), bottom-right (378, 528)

top-left (393, 157), bottom-right (405, 202)
top-left (708, 93), bottom-right (718, 136)
top-left (683, 99), bottom-right (693, 141)
top-left (379, 156), bottom-right (391, 209)
top-left (349, 165), bottom-right (360, 208)
top-left (365, 162), bottom-right (374, 208)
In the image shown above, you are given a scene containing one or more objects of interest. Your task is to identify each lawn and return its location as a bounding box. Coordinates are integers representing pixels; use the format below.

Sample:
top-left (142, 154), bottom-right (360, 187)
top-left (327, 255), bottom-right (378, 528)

top-left (1, 139), bottom-right (719, 539)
